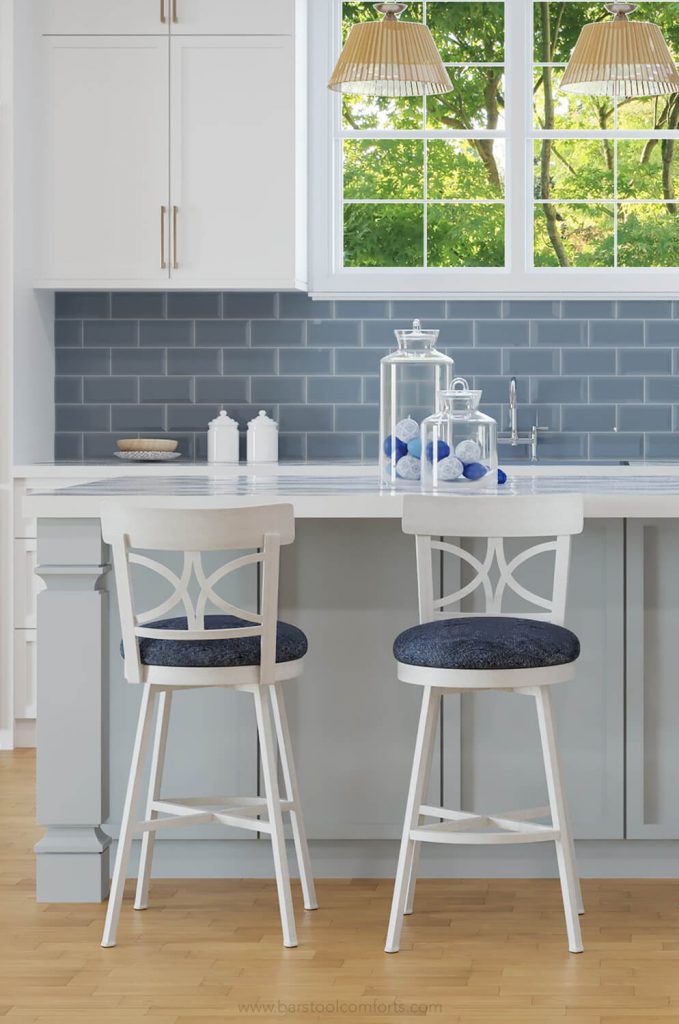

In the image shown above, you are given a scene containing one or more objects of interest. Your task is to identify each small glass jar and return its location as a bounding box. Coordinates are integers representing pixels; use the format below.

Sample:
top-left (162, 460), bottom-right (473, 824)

top-left (379, 319), bottom-right (454, 487)
top-left (420, 378), bottom-right (497, 491)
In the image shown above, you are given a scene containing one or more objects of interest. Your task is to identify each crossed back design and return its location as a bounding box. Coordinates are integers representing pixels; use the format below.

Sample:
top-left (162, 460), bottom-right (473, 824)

top-left (402, 494), bottom-right (584, 627)
top-left (101, 503), bottom-right (295, 683)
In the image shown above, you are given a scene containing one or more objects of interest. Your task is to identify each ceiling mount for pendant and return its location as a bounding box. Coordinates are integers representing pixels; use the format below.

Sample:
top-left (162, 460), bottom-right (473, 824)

top-left (560, 2), bottom-right (679, 98)
top-left (327, 1), bottom-right (453, 98)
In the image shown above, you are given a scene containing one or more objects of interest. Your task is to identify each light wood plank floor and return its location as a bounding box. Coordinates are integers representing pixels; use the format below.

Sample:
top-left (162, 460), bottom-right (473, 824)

top-left (2, 749), bottom-right (679, 1023)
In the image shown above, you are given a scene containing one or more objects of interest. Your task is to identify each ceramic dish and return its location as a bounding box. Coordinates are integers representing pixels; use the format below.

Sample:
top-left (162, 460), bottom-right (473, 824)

top-left (114, 451), bottom-right (182, 462)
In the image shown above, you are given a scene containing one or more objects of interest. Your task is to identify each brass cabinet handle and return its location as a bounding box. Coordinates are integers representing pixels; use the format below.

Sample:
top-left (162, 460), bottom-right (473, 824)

top-left (172, 0), bottom-right (178, 22)
top-left (160, 206), bottom-right (168, 269)
top-left (172, 205), bottom-right (179, 269)
top-left (160, 0), bottom-right (166, 23)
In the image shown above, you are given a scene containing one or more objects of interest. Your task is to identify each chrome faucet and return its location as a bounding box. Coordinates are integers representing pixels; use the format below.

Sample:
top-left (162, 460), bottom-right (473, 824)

top-left (497, 376), bottom-right (546, 462)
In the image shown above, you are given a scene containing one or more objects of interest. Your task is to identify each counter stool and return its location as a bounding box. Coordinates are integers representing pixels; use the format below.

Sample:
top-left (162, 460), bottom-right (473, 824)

top-left (385, 494), bottom-right (585, 954)
top-left (100, 503), bottom-right (317, 949)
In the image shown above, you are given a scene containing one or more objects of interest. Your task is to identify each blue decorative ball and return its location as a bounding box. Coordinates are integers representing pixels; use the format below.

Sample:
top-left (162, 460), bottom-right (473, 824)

top-left (384, 435), bottom-right (407, 461)
top-left (395, 417), bottom-right (419, 443)
top-left (497, 468), bottom-right (507, 485)
top-left (463, 462), bottom-right (487, 481)
top-left (407, 436), bottom-right (422, 459)
top-left (455, 439), bottom-right (482, 464)
top-left (425, 439), bottom-right (451, 463)
top-left (396, 454), bottom-right (421, 480)
top-left (437, 455), bottom-right (464, 481)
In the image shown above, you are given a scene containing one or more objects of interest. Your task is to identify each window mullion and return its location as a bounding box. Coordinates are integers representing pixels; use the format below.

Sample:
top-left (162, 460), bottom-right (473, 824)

top-left (505, 0), bottom-right (530, 275)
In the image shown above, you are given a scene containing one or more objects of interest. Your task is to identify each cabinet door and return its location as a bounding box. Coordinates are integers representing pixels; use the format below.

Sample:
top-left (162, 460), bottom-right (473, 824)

top-left (169, 35), bottom-right (304, 288)
top-left (626, 519), bottom-right (679, 838)
top-left (37, 0), bottom-right (167, 34)
top-left (169, 0), bottom-right (295, 35)
top-left (37, 37), bottom-right (169, 286)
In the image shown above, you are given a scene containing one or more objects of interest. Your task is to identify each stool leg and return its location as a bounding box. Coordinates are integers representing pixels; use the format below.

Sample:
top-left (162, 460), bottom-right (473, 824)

top-left (102, 685), bottom-right (158, 948)
top-left (385, 685), bottom-right (440, 954)
top-left (404, 692), bottom-right (441, 915)
top-left (270, 683), bottom-right (318, 911)
top-left (134, 689), bottom-right (172, 911)
top-left (534, 686), bottom-right (583, 954)
top-left (254, 685), bottom-right (297, 948)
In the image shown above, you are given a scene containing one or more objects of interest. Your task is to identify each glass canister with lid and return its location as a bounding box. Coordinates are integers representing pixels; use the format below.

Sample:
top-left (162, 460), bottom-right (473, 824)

top-left (420, 377), bottom-right (497, 491)
top-left (379, 319), bottom-right (454, 487)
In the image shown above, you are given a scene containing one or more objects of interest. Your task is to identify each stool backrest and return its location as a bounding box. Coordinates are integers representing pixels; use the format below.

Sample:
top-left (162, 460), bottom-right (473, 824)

top-left (101, 503), bottom-right (295, 684)
top-left (402, 494), bottom-right (584, 626)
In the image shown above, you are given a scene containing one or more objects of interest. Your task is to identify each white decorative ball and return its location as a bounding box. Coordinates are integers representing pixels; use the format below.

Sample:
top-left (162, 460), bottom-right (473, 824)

top-left (455, 439), bottom-right (482, 464)
top-left (396, 454), bottom-right (421, 480)
top-left (394, 417), bottom-right (419, 443)
top-left (437, 455), bottom-right (464, 481)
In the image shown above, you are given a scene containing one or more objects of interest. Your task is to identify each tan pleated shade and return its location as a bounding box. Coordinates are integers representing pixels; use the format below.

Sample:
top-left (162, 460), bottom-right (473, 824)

top-left (561, 18), bottom-right (679, 97)
top-left (328, 13), bottom-right (453, 97)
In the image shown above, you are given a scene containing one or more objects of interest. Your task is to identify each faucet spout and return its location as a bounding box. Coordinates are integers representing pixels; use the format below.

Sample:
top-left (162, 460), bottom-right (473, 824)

top-left (509, 376), bottom-right (518, 442)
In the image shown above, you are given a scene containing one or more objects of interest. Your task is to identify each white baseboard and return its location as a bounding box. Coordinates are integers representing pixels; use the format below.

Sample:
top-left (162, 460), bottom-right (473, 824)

top-left (14, 719), bottom-right (36, 748)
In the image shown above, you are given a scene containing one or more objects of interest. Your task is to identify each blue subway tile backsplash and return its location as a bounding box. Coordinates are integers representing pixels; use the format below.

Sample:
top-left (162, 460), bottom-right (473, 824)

top-left (54, 292), bottom-right (679, 462)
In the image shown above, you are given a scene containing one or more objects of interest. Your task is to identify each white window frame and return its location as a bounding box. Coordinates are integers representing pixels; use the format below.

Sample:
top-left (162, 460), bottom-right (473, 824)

top-left (308, 0), bottom-right (679, 298)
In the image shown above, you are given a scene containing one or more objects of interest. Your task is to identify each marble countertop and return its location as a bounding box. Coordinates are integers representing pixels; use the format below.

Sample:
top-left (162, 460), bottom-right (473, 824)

top-left (21, 462), bottom-right (679, 519)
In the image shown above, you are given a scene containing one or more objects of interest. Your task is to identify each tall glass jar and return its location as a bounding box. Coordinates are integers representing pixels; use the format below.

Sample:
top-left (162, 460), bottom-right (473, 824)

top-left (379, 320), bottom-right (454, 487)
top-left (421, 378), bottom-right (497, 492)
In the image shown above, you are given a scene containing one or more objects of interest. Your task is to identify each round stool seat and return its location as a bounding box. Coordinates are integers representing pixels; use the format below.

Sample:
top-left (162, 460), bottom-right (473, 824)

top-left (124, 615), bottom-right (308, 669)
top-left (393, 616), bottom-right (580, 672)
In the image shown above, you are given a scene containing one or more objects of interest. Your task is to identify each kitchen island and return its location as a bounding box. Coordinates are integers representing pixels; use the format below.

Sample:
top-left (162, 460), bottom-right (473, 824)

top-left (23, 463), bottom-right (679, 901)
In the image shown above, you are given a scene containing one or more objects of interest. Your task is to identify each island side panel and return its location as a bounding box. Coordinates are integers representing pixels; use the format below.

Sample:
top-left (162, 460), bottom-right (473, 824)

top-left (34, 517), bottom-right (111, 901)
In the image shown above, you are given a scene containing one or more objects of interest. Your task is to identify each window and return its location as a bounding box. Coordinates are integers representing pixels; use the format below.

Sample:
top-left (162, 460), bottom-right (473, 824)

top-left (309, 0), bottom-right (679, 296)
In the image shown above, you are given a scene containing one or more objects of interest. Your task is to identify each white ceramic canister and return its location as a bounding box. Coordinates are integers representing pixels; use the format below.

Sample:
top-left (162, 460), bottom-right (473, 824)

top-left (207, 409), bottom-right (239, 464)
top-left (247, 409), bottom-right (278, 464)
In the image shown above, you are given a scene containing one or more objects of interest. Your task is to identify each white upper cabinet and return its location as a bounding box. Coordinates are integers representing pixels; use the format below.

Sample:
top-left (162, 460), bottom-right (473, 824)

top-left (169, 35), bottom-right (304, 288)
top-left (36, 37), bottom-right (170, 285)
top-left (36, 0), bottom-right (168, 35)
top-left (169, 0), bottom-right (295, 35)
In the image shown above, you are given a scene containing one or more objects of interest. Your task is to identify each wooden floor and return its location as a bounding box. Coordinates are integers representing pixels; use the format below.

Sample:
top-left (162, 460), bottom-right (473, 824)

top-left (2, 751), bottom-right (679, 1023)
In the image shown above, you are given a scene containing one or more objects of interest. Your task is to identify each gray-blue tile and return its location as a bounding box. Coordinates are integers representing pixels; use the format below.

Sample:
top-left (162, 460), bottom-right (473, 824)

top-left (476, 321), bottom-right (529, 347)
top-left (391, 300), bottom-right (446, 319)
top-left (307, 433), bottom-right (362, 460)
top-left (84, 377), bottom-right (138, 403)
top-left (459, 348), bottom-right (504, 379)
top-left (84, 321), bottom-right (137, 347)
top-left (167, 292), bottom-right (221, 319)
top-left (561, 348), bottom-right (616, 374)
top-left (645, 433), bottom-right (679, 459)
top-left (617, 300), bottom-right (672, 319)
top-left (504, 300), bottom-right (559, 319)
top-left (363, 433), bottom-right (379, 459)
top-left (533, 433), bottom-right (587, 460)
top-left (447, 300), bottom-right (501, 318)
top-left (112, 292), bottom-right (165, 318)
top-left (335, 405), bottom-right (378, 432)
top-left (499, 404), bottom-right (560, 433)
top-left (561, 300), bottom-right (615, 319)
top-left (279, 348), bottom-right (332, 374)
top-left (475, 376), bottom-right (528, 404)
top-left (83, 433), bottom-right (132, 460)
top-left (278, 293), bottom-right (333, 318)
top-left (140, 321), bottom-right (193, 347)
top-left (141, 377), bottom-right (194, 403)
top-left (308, 376), bottom-right (362, 403)
top-left (617, 404), bottom-right (671, 431)
top-left (167, 404), bottom-right (222, 431)
top-left (308, 320), bottom-right (360, 347)
top-left (363, 376), bottom-right (380, 403)
top-left (223, 292), bottom-right (276, 318)
top-left (55, 433), bottom-right (83, 460)
top-left (589, 376), bottom-right (644, 402)
top-left (561, 405), bottom-right (616, 431)
top-left (335, 300), bottom-right (389, 319)
top-left (56, 404), bottom-right (110, 431)
top-left (589, 433), bottom-right (644, 460)
top-left (111, 405), bottom-right (165, 431)
top-left (530, 377), bottom-right (586, 403)
top-left (251, 320), bottom-right (304, 347)
top-left (55, 321), bottom-right (83, 347)
top-left (646, 377), bottom-right (679, 402)
top-left (252, 376), bottom-right (305, 403)
top-left (279, 434), bottom-right (306, 460)
top-left (590, 321), bottom-right (643, 346)
top-left (646, 321), bottom-right (679, 346)
top-left (55, 377), bottom-right (83, 403)
top-left (56, 292), bottom-right (110, 319)
top-left (56, 348), bottom-right (110, 375)
top-left (336, 348), bottom-right (388, 374)
top-left (278, 405), bottom-right (334, 432)
top-left (533, 321), bottom-right (586, 347)
top-left (195, 376), bottom-right (249, 404)
top-left (223, 349), bottom-right (276, 374)
top-left (112, 349), bottom-right (165, 375)
top-left (195, 321), bottom-right (248, 347)
top-left (504, 349), bottom-right (559, 375)
top-left (617, 348), bottom-right (671, 374)
top-left (168, 349), bottom-right (221, 375)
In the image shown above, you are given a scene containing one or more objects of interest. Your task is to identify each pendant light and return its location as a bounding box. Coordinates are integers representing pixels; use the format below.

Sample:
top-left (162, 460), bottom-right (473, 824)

top-left (327, 2), bottom-right (453, 97)
top-left (560, 3), bottom-right (679, 98)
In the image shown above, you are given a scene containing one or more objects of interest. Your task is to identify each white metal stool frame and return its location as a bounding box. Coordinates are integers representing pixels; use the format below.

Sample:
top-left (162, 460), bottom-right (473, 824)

top-left (385, 494), bottom-right (586, 955)
top-left (100, 503), bottom-right (317, 949)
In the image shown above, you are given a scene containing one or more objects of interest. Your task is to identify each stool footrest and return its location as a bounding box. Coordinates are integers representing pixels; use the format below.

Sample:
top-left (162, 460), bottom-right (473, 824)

top-left (410, 805), bottom-right (558, 845)
top-left (135, 796), bottom-right (295, 836)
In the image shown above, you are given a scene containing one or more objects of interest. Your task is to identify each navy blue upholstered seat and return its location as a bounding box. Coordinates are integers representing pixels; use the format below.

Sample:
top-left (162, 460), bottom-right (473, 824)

top-left (393, 616), bottom-right (580, 672)
top-left (122, 614), bottom-right (308, 669)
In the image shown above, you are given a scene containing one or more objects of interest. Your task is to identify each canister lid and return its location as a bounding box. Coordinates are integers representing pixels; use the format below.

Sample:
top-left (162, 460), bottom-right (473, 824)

top-left (394, 318), bottom-right (440, 350)
top-left (208, 408), bottom-right (238, 429)
top-left (247, 409), bottom-right (278, 431)
top-left (439, 377), bottom-right (482, 412)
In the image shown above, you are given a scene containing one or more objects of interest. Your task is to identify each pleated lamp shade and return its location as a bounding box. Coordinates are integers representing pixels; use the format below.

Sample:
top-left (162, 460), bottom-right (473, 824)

top-left (561, 4), bottom-right (679, 98)
top-left (328, 2), bottom-right (453, 97)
